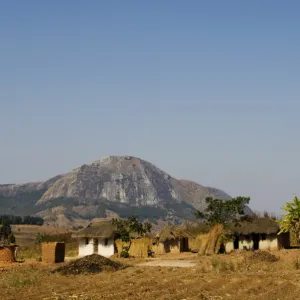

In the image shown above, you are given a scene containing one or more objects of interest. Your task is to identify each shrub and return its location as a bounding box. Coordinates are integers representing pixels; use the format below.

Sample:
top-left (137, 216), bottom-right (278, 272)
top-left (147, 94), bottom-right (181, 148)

top-left (120, 246), bottom-right (130, 258)
top-left (211, 257), bottom-right (235, 272)
top-left (294, 258), bottom-right (300, 270)
top-left (7, 233), bottom-right (16, 244)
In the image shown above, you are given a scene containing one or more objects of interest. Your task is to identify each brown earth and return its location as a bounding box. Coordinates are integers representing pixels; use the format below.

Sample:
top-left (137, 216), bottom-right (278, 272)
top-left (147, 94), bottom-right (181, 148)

top-left (1, 250), bottom-right (300, 300)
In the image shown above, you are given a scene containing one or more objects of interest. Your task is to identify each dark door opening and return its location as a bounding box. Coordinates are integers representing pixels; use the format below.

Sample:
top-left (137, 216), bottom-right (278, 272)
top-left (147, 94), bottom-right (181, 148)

top-left (180, 238), bottom-right (189, 252)
top-left (253, 234), bottom-right (259, 250)
top-left (234, 235), bottom-right (239, 250)
top-left (93, 238), bottom-right (98, 254)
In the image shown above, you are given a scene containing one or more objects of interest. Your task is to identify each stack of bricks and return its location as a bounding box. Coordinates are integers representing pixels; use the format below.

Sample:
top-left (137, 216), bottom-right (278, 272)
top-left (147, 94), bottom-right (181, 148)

top-left (0, 246), bottom-right (16, 263)
top-left (42, 242), bottom-right (65, 263)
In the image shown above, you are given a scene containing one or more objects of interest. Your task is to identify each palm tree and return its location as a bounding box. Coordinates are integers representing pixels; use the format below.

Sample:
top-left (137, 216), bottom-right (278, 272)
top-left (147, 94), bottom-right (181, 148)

top-left (278, 196), bottom-right (300, 243)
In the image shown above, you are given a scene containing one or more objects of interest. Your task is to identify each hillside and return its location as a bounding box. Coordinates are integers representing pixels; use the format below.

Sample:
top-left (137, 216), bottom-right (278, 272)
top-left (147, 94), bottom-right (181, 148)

top-left (0, 156), bottom-right (235, 228)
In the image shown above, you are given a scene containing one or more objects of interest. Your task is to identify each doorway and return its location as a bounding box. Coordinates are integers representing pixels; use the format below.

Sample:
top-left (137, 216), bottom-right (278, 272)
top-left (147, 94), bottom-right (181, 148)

top-left (234, 235), bottom-right (239, 250)
top-left (93, 238), bottom-right (99, 254)
top-left (252, 234), bottom-right (259, 250)
top-left (180, 238), bottom-right (189, 252)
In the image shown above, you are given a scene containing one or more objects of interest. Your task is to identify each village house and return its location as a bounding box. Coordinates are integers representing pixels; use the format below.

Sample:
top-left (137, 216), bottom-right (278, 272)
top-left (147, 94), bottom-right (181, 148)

top-left (225, 218), bottom-right (290, 252)
top-left (72, 221), bottom-right (117, 258)
top-left (157, 226), bottom-right (193, 254)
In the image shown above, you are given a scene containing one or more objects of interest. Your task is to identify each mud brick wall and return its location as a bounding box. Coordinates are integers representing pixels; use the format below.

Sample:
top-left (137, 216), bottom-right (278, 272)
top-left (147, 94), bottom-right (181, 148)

top-left (0, 246), bottom-right (16, 263)
top-left (42, 242), bottom-right (65, 263)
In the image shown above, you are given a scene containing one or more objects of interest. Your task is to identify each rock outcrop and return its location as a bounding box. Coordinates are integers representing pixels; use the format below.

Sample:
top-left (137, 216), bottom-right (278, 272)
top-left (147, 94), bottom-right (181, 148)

top-left (0, 156), bottom-right (235, 227)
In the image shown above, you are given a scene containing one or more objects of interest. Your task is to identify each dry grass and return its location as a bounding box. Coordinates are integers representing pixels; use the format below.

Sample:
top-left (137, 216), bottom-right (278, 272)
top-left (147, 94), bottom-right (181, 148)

top-left (1, 250), bottom-right (300, 299)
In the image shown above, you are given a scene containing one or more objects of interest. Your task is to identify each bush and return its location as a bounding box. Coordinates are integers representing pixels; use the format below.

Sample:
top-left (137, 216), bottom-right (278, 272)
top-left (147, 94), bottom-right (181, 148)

top-left (120, 246), bottom-right (130, 258)
top-left (212, 257), bottom-right (236, 272)
top-left (7, 233), bottom-right (15, 244)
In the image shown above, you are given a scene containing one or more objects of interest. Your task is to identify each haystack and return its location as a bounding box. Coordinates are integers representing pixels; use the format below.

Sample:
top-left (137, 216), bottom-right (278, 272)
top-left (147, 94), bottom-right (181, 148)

top-left (128, 237), bottom-right (152, 258)
top-left (0, 245), bottom-right (17, 263)
top-left (189, 235), bottom-right (203, 253)
top-left (198, 224), bottom-right (224, 255)
top-left (42, 242), bottom-right (65, 263)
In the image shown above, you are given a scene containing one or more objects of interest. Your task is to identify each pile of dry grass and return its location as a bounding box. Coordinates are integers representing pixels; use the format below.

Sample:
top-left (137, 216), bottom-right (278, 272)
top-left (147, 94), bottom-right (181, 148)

top-left (199, 224), bottom-right (224, 255)
top-left (129, 238), bottom-right (152, 258)
top-left (246, 250), bottom-right (279, 263)
top-left (54, 254), bottom-right (126, 275)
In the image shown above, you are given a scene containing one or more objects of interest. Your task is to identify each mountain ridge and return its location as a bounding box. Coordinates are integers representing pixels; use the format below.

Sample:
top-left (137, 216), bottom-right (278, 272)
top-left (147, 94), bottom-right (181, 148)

top-left (0, 155), bottom-right (235, 228)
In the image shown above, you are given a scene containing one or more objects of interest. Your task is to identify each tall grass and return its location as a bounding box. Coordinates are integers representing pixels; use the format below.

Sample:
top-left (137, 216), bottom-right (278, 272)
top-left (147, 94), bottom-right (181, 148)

top-left (0, 267), bottom-right (43, 289)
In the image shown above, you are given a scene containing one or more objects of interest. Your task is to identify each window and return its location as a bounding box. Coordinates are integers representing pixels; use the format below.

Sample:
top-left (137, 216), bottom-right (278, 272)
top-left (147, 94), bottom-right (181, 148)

top-left (104, 238), bottom-right (108, 246)
top-left (85, 238), bottom-right (89, 245)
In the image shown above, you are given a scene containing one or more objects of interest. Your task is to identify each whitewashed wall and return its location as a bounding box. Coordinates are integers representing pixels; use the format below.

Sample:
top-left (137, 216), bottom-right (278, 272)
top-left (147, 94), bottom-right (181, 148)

top-left (239, 237), bottom-right (254, 250)
top-left (78, 238), bottom-right (94, 257)
top-left (98, 238), bottom-right (115, 257)
top-left (259, 237), bottom-right (278, 251)
top-left (225, 242), bottom-right (234, 253)
top-left (225, 234), bottom-right (279, 252)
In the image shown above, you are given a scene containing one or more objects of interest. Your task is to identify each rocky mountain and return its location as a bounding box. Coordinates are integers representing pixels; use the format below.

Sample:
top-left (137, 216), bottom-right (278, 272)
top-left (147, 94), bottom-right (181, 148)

top-left (0, 156), bottom-right (235, 228)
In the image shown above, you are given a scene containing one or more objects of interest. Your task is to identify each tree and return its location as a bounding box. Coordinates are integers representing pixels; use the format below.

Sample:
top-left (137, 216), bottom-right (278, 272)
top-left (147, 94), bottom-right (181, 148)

top-left (278, 196), bottom-right (300, 243)
top-left (195, 196), bottom-right (251, 227)
top-left (111, 216), bottom-right (152, 257)
top-left (0, 217), bottom-right (15, 244)
top-left (34, 233), bottom-right (45, 244)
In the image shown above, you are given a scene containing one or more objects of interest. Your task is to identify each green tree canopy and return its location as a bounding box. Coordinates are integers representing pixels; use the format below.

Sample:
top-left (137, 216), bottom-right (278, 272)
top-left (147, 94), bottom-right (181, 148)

top-left (111, 215), bottom-right (152, 243)
top-left (195, 196), bottom-right (251, 227)
top-left (278, 196), bottom-right (300, 243)
top-left (0, 217), bottom-right (16, 244)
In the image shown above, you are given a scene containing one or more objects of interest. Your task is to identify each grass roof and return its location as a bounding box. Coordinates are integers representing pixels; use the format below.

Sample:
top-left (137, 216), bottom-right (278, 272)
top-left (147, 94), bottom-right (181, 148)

top-left (159, 226), bottom-right (194, 243)
top-left (228, 218), bottom-right (280, 235)
top-left (72, 221), bottom-right (116, 239)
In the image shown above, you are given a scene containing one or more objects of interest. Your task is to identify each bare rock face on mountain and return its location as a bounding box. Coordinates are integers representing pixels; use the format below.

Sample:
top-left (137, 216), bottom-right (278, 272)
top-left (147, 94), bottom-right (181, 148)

top-left (0, 156), bottom-right (236, 227)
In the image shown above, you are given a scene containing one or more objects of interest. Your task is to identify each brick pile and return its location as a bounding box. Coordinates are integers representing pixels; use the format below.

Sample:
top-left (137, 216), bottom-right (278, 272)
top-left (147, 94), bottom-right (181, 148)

top-left (42, 242), bottom-right (65, 264)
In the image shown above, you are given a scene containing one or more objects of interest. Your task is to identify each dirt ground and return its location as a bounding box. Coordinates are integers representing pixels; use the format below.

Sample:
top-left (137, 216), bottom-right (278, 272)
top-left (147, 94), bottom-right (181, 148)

top-left (1, 250), bottom-right (300, 300)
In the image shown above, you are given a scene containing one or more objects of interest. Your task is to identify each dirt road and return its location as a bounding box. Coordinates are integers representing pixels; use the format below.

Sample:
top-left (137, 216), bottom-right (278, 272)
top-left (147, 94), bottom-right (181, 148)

top-left (137, 259), bottom-right (196, 268)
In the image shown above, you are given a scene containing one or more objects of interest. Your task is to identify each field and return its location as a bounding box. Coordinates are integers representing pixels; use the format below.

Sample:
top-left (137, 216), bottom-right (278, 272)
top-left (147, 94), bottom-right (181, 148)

top-left (1, 250), bottom-right (300, 300)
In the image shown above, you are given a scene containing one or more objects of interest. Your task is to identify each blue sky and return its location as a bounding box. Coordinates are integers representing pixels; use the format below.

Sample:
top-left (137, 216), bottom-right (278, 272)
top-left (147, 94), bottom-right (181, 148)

top-left (1, 1), bottom-right (299, 214)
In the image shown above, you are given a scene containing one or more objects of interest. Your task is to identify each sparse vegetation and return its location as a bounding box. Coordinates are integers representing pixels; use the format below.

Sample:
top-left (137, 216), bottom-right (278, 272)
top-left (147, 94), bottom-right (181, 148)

top-left (0, 215), bottom-right (44, 226)
top-left (195, 196), bottom-right (251, 227)
top-left (112, 216), bottom-right (152, 257)
top-left (211, 256), bottom-right (236, 272)
top-left (0, 219), bottom-right (15, 244)
top-left (1, 250), bottom-right (300, 300)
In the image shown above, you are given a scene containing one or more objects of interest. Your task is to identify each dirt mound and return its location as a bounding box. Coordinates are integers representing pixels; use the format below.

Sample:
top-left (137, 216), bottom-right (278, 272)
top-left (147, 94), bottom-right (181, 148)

top-left (54, 254), bottom-right (125, 275)
top-left (246, 250), bottom-right (279, 263)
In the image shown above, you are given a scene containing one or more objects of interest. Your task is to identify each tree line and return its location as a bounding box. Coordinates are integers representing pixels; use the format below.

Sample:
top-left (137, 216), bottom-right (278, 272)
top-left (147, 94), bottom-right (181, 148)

top-left (0, 215), bottom-right (44, 226)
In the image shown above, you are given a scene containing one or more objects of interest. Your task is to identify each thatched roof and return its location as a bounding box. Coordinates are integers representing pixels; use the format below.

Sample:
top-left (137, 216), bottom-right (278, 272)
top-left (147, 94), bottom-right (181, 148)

top-left (159, 226), bottom-right (193, 243)
top-left (72, 221), bottom-right (116, 239)
top-left (228, 218), bottom-right (280, 235)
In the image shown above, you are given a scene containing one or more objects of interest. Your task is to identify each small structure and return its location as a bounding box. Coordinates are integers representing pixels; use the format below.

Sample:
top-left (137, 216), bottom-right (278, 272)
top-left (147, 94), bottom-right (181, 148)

top-left (158, 226), bottom-right (193, 254)
top-left (0, 244), bottom-right (18, 263)
top-left (225, 218), bottom-right (290, 252)
top-left (72, 221), bottom-right (116, 258)
top-left (42, 242), bottom-right (65, 263)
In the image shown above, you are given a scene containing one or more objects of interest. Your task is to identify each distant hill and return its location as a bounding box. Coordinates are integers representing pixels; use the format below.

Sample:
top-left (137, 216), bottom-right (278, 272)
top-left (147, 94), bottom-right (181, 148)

top-left (0, 155), bottom-right (240, 228)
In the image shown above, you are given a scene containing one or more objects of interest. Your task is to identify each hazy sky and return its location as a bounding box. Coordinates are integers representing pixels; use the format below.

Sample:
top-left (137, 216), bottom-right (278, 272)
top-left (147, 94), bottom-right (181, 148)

top-left (1, 1), bottom-right (299, 214)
